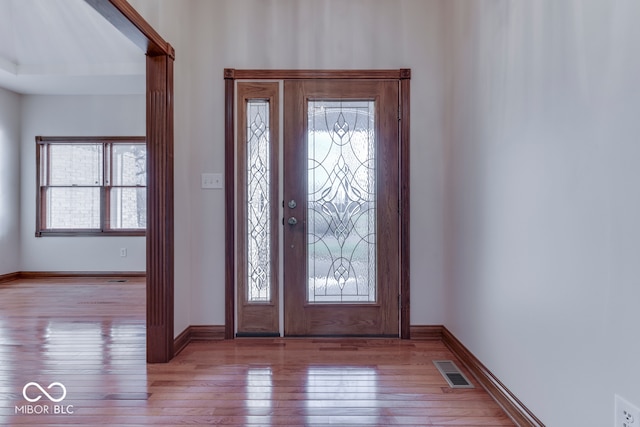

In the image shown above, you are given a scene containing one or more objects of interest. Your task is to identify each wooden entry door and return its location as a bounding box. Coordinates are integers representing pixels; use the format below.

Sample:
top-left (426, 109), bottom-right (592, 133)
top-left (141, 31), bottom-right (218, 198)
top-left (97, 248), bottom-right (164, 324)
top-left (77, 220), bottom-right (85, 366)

top-left (283, 80), bottom-right (400, 336)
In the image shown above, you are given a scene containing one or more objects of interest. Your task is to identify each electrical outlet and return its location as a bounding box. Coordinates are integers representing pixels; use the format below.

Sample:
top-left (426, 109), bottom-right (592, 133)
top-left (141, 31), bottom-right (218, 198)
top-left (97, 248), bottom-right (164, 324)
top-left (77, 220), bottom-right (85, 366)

top-left (616, 395), bottom-right (640, 427)
top-left (120, 248), bottom-right (127, 257)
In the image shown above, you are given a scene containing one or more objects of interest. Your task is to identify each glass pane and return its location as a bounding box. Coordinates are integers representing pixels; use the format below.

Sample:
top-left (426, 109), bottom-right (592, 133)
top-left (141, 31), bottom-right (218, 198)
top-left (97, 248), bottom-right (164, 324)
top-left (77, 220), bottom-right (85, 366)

top-left (110, 188), bottom-right (147, 229)
top-left (112, 144), bottom-right (147, 186)
top-left (307, 100), bottom-right (376, 303)
top-left (49, 144), bottom-right (102, 186)
top-left (246, 100), bottom-right (271, 302)
top-left (46, 187), bottom-right (100, 229)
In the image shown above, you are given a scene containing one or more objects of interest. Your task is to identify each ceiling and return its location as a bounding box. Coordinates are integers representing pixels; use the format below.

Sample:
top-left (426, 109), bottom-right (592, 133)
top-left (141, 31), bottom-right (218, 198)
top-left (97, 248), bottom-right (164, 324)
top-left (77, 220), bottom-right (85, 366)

top-left (0, 0), bottom-right (145, 95)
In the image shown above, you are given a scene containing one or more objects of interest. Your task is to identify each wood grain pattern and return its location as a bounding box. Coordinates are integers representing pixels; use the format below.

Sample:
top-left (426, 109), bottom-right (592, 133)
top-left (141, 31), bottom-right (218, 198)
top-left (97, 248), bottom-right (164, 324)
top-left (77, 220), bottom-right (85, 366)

top-left (228, 69), bottom-right (408, 80)
top-left (236, 82), bottom-right (280, 336)
top-left (0, 277), bottom-right (516, 426)
top-left (146, 54), bottom-right (174, 363)
top-left (0, 272), bottom-right (20, 284)
top-left (410, 325), bottom-right (444, 341)
top-left (174, 325), bottom-right (225, 356)
top-left (224, 73), bottom-right (236, 340)
top-left (283, 80), bottom-right (400, 337)
top-left (188, 325), bottom-right (225, 341)
top-left (224, 69), bottom-right (411, 339)
top-left (400, 76), bottom-right (411, 339)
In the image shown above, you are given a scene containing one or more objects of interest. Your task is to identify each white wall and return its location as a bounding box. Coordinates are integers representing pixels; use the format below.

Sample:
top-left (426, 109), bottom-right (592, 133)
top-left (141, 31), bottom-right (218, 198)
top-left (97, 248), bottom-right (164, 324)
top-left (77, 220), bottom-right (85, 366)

top-left (445, 1), bottom-right (640, 426)
top-left (0, 87), bottom-right (21, 275)
top-left (131, 0), bottom-right (449, 335)
top-left (127, 2), bottom-right (640, 423)
top-left (20, 95), bottom-right (146, 272)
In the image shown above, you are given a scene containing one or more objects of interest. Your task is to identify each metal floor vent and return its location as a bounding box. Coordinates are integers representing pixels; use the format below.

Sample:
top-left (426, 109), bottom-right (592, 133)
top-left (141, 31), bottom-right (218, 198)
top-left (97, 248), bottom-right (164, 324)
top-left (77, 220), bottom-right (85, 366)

top-left (433, 360), bottom-right (474, 388)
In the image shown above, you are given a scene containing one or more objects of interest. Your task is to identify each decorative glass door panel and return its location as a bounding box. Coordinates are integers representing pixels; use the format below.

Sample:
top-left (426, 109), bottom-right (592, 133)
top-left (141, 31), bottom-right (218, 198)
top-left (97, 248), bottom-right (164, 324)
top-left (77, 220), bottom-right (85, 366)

top-left (247, 100), bottom-right (272, 303)
top-left (236, 82), bottom-right (279, 336)
top-left (307, 101), bottom-right (376, 303)
top-left (284, 80), bottom-right (400, 336)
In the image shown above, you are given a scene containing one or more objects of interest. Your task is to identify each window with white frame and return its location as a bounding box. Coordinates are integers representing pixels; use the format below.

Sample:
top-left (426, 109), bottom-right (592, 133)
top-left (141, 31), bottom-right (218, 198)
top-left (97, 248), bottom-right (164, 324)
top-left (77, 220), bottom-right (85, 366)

top-left (36, 136), bottom-right (146, 236)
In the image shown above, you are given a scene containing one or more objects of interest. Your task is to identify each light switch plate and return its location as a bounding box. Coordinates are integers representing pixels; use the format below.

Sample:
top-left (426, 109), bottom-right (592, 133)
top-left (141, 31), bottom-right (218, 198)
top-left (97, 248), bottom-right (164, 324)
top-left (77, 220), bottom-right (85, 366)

top-left (201, 173), bottom-right (223, 189)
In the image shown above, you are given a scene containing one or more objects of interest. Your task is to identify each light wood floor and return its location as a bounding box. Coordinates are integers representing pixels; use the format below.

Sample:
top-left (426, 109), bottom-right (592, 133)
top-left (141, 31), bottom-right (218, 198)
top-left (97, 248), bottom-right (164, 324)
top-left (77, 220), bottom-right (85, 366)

top-left (0, 278), bottom-right (515, 426)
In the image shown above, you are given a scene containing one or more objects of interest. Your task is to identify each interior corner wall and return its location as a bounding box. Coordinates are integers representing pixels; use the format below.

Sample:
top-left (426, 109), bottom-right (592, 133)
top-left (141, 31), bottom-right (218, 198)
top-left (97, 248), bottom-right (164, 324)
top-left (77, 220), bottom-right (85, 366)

top-left (444, 1), bottom-right (640, 426)
top-left (19, 94), bottom-right (146, 272)
top-left (0, 87), bottom-right (21, 275)
top-left (131, 0), bottom-right (450, 336)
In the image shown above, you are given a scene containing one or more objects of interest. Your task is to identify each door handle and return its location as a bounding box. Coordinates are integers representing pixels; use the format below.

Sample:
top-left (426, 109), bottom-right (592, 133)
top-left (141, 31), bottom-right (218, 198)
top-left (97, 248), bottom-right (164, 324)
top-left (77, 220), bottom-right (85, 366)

top-left (287, 217), bottom-right (298, 225)
top-left (287, 200), bottom-right (297, 209)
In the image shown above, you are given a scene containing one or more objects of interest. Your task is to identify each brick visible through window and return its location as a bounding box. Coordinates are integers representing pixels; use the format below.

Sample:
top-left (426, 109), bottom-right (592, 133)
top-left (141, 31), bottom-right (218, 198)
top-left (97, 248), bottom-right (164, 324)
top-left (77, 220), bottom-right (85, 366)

top-left (36, 136), bottom-right (146, 237)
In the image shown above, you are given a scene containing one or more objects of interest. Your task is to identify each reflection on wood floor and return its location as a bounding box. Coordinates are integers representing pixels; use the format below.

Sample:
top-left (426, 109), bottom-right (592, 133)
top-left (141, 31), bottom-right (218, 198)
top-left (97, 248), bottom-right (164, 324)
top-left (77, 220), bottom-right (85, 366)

top-left (0, 278), bottom-right (515, 426)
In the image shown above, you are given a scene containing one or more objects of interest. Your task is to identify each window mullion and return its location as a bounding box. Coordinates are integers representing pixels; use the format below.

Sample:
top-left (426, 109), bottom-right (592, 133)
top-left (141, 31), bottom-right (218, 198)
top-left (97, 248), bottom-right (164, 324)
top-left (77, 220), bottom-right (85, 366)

top-left (44, 143), bottom-right (50, 186)
top-left (103, 143), bottom-right (111, 231)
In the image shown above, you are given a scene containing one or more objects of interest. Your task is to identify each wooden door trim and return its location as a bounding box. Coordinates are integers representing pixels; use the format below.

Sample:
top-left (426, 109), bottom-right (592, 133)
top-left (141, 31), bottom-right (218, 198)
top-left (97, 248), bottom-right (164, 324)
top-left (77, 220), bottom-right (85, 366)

top-left (400, 73), bottom-right (411, 339)
top-left (224, 75), bottom-right (235, 339)
top-left (236, 82), bottom-right (280, 335)
top-left (226, 69), bottom-right (410, 80)
top-left (225, 69), bottom-right (411, 339)
top-left (84, 0), bottom-right (174, 57)
top-left (86, 0), bottom-right (175, 363)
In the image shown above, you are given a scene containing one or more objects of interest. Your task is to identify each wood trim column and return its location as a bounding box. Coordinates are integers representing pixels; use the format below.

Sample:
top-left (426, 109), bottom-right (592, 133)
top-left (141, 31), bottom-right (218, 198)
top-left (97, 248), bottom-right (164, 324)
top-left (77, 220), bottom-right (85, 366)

top-left (85, 0), bottom-right (176, 363)
top-left (400, 69), bottom-right (411, 339)
top-left (146, 54), bottom-right (174, 363)
top-left (224, 69), bottom-right (236, 339)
